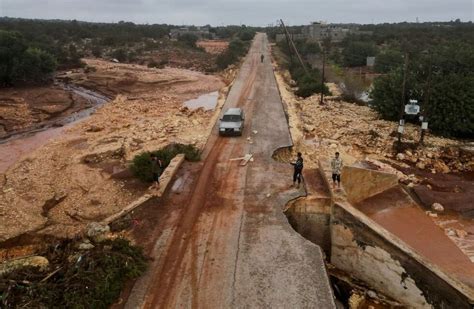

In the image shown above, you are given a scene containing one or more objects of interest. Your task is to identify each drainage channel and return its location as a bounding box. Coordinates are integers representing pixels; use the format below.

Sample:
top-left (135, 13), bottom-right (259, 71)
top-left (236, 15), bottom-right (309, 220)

top-left (274, 143), bottom-right (405, 308)
top-left (284, 195), bottom-right (404, 309)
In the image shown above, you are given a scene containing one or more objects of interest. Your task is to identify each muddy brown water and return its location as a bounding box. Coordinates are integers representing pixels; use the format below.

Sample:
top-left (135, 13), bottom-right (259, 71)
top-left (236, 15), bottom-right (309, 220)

top-left (355, 186), bottom-right (474, 289)
top-left (0, 84), bottom-right (109, 174)
top-left (183, 91), bottom-right (218, 111)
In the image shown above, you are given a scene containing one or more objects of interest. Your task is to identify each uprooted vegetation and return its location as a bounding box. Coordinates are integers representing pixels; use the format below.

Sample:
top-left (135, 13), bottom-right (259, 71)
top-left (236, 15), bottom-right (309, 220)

top-left (130, 143), bottom-right (201, 182)
top-left (0, 238), bottom-right (147, 308)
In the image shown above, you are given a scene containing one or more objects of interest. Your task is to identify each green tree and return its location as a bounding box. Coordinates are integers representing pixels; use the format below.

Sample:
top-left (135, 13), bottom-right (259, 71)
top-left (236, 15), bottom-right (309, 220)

top-left (0, 30), bottom-right (27, 85)
top-left (342, 41), bottom-right (378, 67)
top-left (238, 30), bottom-right (255, 41)
top-left (13, 47), bottom-right (57, 83)
top-left (111, 48), bottom-right (128, 62)
top-left (178, 33), bottom-right (199, 48)
top-left (374, 50), bottom-right (403, 73)
top-left (0, 31), bottom-right (56, 85)
top-left (371, 46), bottom-right (474, 137)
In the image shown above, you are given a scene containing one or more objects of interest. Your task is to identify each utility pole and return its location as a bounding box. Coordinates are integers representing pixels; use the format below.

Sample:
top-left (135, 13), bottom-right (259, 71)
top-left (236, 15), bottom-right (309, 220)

top-left (320, 34), bottom-right (331, 105)
top-left (419, 51), bottom-right (432, 145)
top-left (398, 53), bottom-right (409, 150)
top-left (320, 48), bottom-right (326, 105)
top-left (280, 19), bottom-right (309, 75)
top-left (284, 30), bottom-right (294, 68)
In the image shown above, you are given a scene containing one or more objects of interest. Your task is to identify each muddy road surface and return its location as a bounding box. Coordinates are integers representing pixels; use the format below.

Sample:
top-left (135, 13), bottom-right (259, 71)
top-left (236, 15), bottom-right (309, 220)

top-left (123, 33), bottom-right (335, 308)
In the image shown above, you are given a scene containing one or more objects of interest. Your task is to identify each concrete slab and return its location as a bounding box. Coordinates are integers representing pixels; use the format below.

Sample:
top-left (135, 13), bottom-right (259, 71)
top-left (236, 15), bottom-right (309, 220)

top-left (342, 165), bottom-right (398, 204)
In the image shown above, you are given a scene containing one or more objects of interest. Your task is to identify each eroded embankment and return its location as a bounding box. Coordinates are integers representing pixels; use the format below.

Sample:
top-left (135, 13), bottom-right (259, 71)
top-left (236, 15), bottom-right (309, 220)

top-left (0, 59), bottom-right (226, 247)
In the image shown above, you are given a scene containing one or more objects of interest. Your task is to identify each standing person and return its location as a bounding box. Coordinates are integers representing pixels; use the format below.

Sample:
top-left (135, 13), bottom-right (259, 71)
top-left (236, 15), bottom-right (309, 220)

top-left (150, 153), bottom-right (163, 189)
top-left (331, 152), bottom-right (343, 189)
top-left (261, 54), bottom-right (264, 63)
top-left (291, 152), bottom-right (304, 188)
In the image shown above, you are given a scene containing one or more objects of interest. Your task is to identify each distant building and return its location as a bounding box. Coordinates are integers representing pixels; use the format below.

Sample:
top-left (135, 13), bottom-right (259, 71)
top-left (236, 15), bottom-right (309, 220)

top-left (276, 22), bottom-right (373, 43)
top-left (303, 22), bottom-right (350, 43)
top-left (170, 26), bottom-right (213, 40)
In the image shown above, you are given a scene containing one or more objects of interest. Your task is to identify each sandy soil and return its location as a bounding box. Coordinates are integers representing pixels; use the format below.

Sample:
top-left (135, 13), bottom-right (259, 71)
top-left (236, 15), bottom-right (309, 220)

top-left (0, 86), bottom-right (93, 139)
top-left (0, 59), bottom-right (227, 244)
top-left (197, 40), bottom-right (229, 54)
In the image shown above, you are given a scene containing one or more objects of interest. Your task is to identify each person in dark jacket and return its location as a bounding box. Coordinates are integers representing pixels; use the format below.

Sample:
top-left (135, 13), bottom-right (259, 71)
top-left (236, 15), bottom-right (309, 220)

top-left (291, 152), bottom-right (304, 188)
top-left (150, 153), bottom-right (163, 189)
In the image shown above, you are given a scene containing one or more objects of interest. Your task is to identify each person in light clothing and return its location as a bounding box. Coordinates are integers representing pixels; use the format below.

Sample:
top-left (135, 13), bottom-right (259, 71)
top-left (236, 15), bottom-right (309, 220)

top-left (331, 152), bottom-right (343, 189)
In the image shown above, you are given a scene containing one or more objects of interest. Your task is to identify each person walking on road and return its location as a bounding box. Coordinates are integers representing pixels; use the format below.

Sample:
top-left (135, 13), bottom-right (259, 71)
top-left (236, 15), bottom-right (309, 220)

top-left (331, 152), bottom-right (343, 189)
top-left (291, 152), bottom-right (304, 188)
top-left (150, 153), bottom-right (163, 189)
top-left (261, 54), bottom-right (264, 63)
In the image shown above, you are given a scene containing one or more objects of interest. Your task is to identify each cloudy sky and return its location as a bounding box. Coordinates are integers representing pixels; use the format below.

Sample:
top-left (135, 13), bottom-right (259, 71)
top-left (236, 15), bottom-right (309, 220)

top-left (1, 0), bottom-right (473, 26)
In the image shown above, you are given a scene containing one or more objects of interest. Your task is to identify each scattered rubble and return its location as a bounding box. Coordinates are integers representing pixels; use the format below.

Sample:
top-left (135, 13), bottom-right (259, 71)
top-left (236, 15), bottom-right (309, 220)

top-left (86, 222), bottom-right (110, 243)
top-left (431, 202), bottom-right (445, 212)
top-left (0, 59), bottom-right (227, 243)
top-left (273, 67), bottom-right (473, 175)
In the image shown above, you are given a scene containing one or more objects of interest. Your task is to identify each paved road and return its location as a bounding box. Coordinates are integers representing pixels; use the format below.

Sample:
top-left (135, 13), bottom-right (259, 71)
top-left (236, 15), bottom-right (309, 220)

top-left (124, 33), bottom-right (335, 308)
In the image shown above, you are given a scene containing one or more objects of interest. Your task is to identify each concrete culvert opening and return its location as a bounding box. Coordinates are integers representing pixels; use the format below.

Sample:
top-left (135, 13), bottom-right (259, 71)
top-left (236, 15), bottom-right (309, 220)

top-left (282, 161), bottom-right (411, 308)
top-left (272, 146), bottom-right (294, 163)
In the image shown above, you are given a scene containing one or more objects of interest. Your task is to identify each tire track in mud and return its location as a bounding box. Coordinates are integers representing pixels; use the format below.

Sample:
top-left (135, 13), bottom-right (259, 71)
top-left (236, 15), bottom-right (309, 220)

top-left (143, 39), bottom-right (261, 309)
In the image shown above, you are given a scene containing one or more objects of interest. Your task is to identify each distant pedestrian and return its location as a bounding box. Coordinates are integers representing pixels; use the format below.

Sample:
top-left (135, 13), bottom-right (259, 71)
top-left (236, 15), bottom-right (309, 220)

top-left (331, 152), bottom-right (343, 189)
top-left (261, 54), bottom-right (264, 63)
top-left (291, 152), bottom-right (304, 188)
top-left (150, 153), bottom-right (163, 189)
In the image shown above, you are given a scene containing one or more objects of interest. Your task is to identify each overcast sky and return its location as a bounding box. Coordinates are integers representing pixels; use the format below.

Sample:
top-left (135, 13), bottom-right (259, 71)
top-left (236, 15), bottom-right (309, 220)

top-left (1, 0), bottom-right (473, 26)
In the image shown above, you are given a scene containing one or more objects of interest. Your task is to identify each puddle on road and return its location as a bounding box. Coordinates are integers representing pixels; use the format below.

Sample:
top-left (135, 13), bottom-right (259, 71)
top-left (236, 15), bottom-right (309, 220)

top-left (183, 91), bottom-right (218, 111)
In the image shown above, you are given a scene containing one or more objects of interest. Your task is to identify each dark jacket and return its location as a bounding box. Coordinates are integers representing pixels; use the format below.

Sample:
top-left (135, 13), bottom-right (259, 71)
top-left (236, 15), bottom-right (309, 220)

top-left (291, 157), bottom-right (304, 171)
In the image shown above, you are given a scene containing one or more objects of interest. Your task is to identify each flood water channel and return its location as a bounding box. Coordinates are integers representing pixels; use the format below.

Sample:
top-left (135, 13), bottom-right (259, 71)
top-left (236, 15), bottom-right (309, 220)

top-left (0, 83), bottom-right (109, 174)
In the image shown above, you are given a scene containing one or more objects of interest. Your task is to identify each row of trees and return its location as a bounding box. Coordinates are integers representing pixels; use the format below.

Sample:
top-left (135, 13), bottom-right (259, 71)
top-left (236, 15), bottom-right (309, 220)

top-left (275, 38), bottom-right (329, 98)
top-left (269, 22), bottom-right (474, 137)
top-left (0, 18), bottom-right (259, 78)
top-left (215, 26), bottom-right (257, 70)
top-left (0, 30), bottom-right (56, 86)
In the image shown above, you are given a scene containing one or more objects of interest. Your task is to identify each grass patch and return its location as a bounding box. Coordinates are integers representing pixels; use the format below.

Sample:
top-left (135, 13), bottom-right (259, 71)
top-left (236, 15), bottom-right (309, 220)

top-left (0, 238), bottom-right (147, 309)
top-left (130, 143), bottom-right (201, 183)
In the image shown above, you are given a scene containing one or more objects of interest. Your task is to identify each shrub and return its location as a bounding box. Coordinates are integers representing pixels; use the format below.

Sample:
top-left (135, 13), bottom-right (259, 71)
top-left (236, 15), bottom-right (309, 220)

top-left (215, 39), bottom-right (249, 70)
top-left (295, 74), bottom-right (330, 98)
top-left (111, 48), bottom-right (128, 62)
top-left (342, 41), bottom-right (378, 67)
top-left (238, 30), bottom-right (255, 41)
top-left (216, 51), bottom-right (238, 70)
top-left (178, 33), bottom-right (199, 48)
top-left (147, 60), bottom-right (159, 68)
top-left (130, 143), bottom-right (201, 182)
